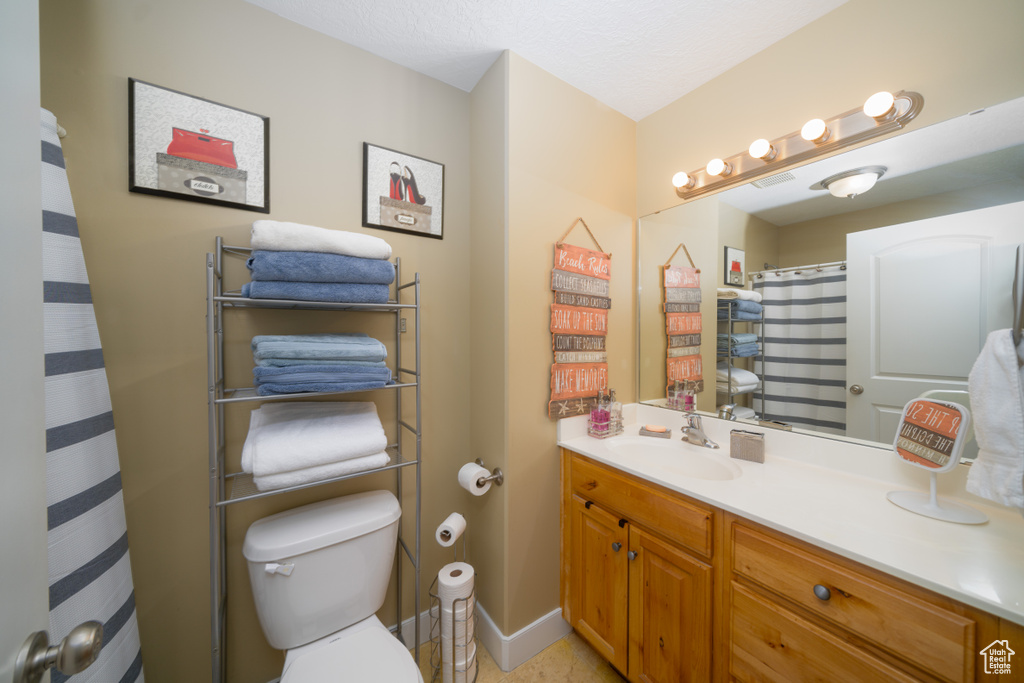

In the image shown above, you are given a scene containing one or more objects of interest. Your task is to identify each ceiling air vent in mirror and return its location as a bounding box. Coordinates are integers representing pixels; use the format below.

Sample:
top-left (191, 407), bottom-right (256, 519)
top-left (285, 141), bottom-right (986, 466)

top-left (751, 172), bottom-right (797, 189)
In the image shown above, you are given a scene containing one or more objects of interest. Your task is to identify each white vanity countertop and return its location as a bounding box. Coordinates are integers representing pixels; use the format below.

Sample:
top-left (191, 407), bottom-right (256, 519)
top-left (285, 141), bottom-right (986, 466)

top-left (557, 403), bottom-right (1024, 626)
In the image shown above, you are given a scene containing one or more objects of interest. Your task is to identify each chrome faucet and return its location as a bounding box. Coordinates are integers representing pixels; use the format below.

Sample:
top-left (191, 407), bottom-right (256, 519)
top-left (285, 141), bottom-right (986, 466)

top-left (681, 413), bottom-right (720, 449)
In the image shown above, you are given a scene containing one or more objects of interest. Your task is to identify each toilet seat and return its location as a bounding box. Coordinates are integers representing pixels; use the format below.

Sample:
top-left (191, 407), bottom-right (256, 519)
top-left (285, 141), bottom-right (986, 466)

top-left (281, 616), bottom-right (422, 682)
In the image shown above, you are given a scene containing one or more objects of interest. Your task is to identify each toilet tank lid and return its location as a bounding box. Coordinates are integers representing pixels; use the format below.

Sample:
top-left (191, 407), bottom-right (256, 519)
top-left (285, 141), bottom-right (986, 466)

top-left (243, 490), bottom-right (401, 562)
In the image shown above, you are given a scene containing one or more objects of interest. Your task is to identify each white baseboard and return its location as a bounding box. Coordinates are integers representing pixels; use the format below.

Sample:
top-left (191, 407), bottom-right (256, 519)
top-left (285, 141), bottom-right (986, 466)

top-left (474, 604), bottom-right (572, 672)
top-left (391, 603), bottom-right (570, 672)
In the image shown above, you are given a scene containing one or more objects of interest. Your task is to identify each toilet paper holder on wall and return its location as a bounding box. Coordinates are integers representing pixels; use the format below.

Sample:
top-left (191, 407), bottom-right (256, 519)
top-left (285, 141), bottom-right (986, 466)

top-left (474, 459), bottom-right (504, 487)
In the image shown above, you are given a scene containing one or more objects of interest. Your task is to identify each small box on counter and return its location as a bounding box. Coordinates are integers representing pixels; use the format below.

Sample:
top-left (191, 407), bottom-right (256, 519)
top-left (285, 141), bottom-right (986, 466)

top-left (730, 429), bottom-right (765, 463)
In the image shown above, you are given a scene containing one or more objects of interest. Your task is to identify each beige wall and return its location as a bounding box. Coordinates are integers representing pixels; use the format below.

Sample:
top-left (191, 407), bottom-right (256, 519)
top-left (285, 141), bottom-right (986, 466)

top-left (778, 179), bottom-right (1024, 267)
top-left (506, 53), bottom-right (636, 633)
top-left (468, 53), bottom-right (511, 630)
top-left (40, 1), bottom-right (472, 681)
top-left (638, 0), bottom-right (1024, 217)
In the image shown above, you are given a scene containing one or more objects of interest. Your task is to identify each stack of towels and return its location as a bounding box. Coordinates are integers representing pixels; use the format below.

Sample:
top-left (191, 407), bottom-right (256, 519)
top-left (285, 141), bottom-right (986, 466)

top-left (717, 288), bottom-right (763, 321)
top-left (717, 332), bottom-right (760, 358)
top-left (241, 401), bottom-right (390, 491)
top-left (242, 220), bottom-right (395, 304)
top-left (716, 361), bottom-right (761, 395)
top-left (252, 333), bottom-right (392, 396)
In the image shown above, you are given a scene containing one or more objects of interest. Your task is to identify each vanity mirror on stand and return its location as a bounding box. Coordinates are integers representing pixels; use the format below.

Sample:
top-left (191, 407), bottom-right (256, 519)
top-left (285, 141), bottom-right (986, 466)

top-left (638, 94), bottom-right (1024, 460)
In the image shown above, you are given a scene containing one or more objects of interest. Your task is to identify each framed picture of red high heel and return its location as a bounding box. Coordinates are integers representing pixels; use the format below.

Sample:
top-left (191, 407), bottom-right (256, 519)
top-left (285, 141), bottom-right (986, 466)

top-left (128, 78), bottom-right (270, 213)
top-left (362, 142), bottom-right (444, 239)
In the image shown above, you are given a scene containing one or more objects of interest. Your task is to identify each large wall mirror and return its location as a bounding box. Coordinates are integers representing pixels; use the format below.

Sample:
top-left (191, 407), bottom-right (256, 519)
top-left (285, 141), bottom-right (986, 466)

top-left (638, 95), bottom-right (1024, 457)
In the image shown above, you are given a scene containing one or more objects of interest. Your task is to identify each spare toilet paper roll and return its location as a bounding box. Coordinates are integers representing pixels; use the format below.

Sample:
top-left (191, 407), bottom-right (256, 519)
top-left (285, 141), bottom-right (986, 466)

top-left (438, 562), bottom-right (475, 605)
top-left (435, 512), bottom-right (467, 548)
top-left (458, 462), bottom-right (491, 496)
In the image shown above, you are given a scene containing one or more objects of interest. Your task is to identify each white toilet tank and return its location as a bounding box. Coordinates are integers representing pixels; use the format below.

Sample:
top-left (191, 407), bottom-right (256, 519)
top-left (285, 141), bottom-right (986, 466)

top-left (243, 490), bottom-right (401, 650)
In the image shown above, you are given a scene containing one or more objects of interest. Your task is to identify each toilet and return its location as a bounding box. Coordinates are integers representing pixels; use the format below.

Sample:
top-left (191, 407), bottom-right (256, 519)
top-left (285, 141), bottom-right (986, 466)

top-left (243, 490), bottom-right (423, 682)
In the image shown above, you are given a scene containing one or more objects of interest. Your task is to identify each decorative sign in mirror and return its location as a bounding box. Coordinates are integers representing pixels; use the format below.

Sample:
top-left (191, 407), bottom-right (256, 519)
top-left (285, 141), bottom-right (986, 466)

top-left (886, 399), bottom-right (986, 524)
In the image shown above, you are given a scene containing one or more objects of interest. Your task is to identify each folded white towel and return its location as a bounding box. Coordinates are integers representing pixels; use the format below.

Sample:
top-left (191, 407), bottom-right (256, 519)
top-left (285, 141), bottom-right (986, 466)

top-left (253, 451), bottom-right (391, 492)
top-left (252, 220), bottom-right (393, 260)
top-left (241, 401), bottom-right (388, 477)
top-left (716, 362), bottom-right (759, 386)
top-left (717, 287), bottom-right (762, 303)
top-left (966, 329), bottom-right (1024, 509)
top-left (717, 381), bottom-right (760, 394)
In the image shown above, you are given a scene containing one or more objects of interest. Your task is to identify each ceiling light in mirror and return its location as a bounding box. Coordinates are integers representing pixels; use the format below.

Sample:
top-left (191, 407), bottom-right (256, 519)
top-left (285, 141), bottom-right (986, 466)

top-left (864, 91), bottom-right (897, 120)
top-left (800, 118), bottom-right (831, 143)
top-left (748, 138), bottom-right (778, 161)
top-left (706, 158), bottom-right (733, 176)
top-left (818, 165), bottom-right (887, 198)
top-left (672, 171), bottom-right (694, 190)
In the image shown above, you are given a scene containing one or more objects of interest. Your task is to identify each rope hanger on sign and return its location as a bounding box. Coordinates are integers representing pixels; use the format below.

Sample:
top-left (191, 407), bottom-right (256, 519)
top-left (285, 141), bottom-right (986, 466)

top-left (557, 217), bottom-right (609, 256)
top-left (663, 242), bottom-right (699, 273)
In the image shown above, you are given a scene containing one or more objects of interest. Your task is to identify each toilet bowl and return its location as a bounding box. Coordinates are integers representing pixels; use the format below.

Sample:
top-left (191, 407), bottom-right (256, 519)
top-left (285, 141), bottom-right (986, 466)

top-left (243, 491), bottom-right (423, 682)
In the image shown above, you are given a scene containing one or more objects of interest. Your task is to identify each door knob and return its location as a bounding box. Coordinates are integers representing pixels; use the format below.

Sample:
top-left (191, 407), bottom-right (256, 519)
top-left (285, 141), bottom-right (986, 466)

top-left (849, 384), bottom-right (864, 395)
top-left (13, 621), bottom-right (103, 683)
top-left (611, 542), bottom-right (622, 552)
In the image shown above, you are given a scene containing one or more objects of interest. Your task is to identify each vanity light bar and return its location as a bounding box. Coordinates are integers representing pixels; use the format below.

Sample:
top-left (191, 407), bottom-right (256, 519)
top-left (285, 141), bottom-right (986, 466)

top-left (672, 90), bottom-right (924, 200)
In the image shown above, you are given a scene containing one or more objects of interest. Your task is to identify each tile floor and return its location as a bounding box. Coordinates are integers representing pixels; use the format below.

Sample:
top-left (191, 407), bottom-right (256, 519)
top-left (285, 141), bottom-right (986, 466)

top-left (414, 631), bottom-right (626, 682)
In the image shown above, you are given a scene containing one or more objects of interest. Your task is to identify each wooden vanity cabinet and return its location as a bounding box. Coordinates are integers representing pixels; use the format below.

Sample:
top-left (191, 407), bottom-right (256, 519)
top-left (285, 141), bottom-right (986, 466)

top-left (562, 450), bottom-right (713, 682)
top-left (561, 448), bottom-right (1020, 683)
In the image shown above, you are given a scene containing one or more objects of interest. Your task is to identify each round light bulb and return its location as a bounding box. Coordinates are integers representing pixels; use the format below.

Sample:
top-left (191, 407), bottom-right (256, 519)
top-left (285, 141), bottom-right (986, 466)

top-left (863, 91), bottom-right (896, 119)
top-left (800, 118), bottom-right (830, 143)
top-left (748, 138), bottom-right (776, 161)
top-left (706, 158), bottom-right (732, 176)
top-left (672, 171), bottom-right (693, 189)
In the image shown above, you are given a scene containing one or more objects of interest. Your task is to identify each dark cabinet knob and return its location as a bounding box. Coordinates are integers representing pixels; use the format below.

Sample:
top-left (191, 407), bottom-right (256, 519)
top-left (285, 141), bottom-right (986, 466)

top-left (611, 542), bottom-right (622, 552)
top-left (813, 584), bottom-right (831, 601)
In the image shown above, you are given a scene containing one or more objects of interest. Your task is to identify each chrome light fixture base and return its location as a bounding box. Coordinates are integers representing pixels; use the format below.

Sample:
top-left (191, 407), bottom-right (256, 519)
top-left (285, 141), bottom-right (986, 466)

top-left (672, 90), bottom-right (923, 201)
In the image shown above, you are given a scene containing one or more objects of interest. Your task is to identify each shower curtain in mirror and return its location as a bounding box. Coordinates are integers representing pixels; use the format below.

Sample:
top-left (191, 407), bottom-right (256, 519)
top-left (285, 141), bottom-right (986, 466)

top-left (752, 266), bottom-right (847, 435)
top-left (41, 109), bottom-right (145, 682)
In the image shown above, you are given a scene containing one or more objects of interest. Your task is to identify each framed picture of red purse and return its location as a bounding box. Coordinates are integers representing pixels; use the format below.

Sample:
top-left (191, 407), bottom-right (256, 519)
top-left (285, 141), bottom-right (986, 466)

top-left (129, 78), bottom-right (270, 213)
top-left (362, 142), bottom-right (444, 239)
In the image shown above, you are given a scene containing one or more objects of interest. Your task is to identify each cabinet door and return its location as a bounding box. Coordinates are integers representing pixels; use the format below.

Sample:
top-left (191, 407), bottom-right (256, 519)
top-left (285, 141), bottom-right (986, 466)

top-left (628, 526), bottom-right (712, 683)
top-left (570, 495), bottom-right (629, 673)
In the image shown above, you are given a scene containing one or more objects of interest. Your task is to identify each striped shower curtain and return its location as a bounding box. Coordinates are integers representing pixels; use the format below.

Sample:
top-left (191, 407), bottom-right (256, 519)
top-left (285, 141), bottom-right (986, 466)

top-left (41, 109), bottom-right (144, 682)
top-left (752, 266), bottom-right (847, 435)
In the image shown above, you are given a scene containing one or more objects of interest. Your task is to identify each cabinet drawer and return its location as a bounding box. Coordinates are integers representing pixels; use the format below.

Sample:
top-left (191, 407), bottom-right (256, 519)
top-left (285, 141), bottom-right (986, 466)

top-left (730, 582), bottom-right (918, 683)
top-left (732, 523), bottom-right (976, 682)
top-left (570, 452), bottom-right (712, 558)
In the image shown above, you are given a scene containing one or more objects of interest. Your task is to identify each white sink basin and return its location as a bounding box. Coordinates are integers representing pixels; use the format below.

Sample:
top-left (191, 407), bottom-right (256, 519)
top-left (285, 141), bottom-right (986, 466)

top-left (604, 437), bottom-right (742, 481)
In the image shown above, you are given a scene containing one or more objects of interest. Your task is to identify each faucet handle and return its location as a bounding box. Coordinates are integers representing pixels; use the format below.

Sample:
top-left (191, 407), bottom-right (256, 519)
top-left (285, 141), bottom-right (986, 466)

top-left (685, 413), bottom-right (703, 429)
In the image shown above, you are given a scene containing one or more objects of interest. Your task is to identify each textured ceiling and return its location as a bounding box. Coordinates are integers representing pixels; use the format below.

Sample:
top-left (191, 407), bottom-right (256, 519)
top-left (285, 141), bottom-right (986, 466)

top-left (245, 0), bottom-right (848, 121)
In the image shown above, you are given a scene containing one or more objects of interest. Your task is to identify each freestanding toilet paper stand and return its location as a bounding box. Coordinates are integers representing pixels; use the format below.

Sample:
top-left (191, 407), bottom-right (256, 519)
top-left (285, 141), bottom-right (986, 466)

top-left (429, 537), bottom-right (477, 683)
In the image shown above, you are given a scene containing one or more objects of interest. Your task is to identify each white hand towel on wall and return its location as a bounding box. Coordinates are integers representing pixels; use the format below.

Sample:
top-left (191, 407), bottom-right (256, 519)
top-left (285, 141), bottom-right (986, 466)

top-left (241, 401), bottom-right (388, 477)
top-left (966, 329), bottom-right (1024, 509)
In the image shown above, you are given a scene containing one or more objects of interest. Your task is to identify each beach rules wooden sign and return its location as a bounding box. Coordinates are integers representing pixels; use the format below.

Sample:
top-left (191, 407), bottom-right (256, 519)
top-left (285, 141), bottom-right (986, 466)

top-left (549, 234), bottom-right (612, 419)
top-left (663, 244), bottom-right (704, 394)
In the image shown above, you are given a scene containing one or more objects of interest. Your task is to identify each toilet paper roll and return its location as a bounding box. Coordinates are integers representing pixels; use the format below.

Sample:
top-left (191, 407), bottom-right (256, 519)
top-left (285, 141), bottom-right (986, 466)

top-left (458, 462), bottom-right (491, 496)
top-left (438, 562), bottom-right (475, 604)
top-left (442, 641), bottom-right (477, 683)
top-left (440, 606), bottom-right (475, 642)
top-left (435, 512), bottom-right (467, 548)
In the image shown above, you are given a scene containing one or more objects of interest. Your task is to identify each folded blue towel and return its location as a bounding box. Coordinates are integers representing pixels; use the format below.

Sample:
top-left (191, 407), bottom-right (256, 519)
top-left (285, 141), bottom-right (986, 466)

top-left (256, 357), bottom-right (388, 368)
top-left (719, 299), bottom-right (763, 314)
top-left (255, 380), bottom-right (391, 396)
top-left (242, 281), bottom-right (390, 304)
top-left (717, 333), bottom-right (758, 348)
top-left (730, 342), bottom-right (761, 357)
top-left (247, 250), bottom-right (396, 285)
top-left (253, 364), bottom-right (392, 385)
top-left (252, 334), bottom-right (388, 363)
top-left (717, 308), bottom-right (761, 321)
